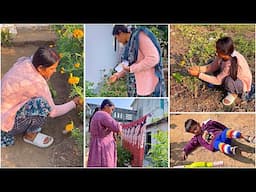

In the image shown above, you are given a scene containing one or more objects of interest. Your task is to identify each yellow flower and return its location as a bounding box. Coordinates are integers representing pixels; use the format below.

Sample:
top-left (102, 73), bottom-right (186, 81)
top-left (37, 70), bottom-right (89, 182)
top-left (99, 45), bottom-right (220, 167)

top-left (79, 98), bottom-right (84, 105)
top-left (65, 121), bottom-right (74, 132)
top-left (60, 67), bottom-right (65, 74)
top-left (74, 63), bottom-right (80, 68)
top-left (68, 76), bottom-right (80, 85)
top-left (180, 60), bottom-right (186, 66)
top-left (59, 53), bottom-right (63, 58)
top-left (73, 29), bottom-right (84, 38)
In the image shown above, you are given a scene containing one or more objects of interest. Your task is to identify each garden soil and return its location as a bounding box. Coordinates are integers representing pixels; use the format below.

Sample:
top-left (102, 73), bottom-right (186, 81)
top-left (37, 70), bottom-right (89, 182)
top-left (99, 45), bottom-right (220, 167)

top-left (170, 25), bottom-right (255, 112)
top-left (1, 26), bottom-right (83, 167)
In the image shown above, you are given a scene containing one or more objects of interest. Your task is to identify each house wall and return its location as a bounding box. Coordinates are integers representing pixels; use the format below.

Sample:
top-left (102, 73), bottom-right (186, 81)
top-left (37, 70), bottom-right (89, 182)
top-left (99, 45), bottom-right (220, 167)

top-left (86, 24), bottom-right (120, 92)
top-left (131, 99), bottom-right (168, 124)
top-left (146, 121), bottom-right (168, 145)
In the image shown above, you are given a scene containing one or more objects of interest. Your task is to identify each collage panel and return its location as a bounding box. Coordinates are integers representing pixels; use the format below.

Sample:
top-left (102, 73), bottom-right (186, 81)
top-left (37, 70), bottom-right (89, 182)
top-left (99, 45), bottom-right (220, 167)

top-left (170, 113), bottom-right (256, 168)
top-left (170, 24), bottom-right (255, 112)
top-left (1, 24), bottom-right (84, 167)
top-left (2, 23), bottom-right (256, 170)
top-left (85, 98), bottom-right (168, 168)
top-left (85, 24), bottom-right (168, 97)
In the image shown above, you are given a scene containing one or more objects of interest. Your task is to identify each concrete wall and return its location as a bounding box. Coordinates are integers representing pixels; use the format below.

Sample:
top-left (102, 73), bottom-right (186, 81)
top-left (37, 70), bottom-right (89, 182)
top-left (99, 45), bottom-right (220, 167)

top-left (86, 24), bottom-right (119, 92)
top-left (131, 99), bottom-right (168, 124)
top-left (146, 121), bottom-right (168, 144)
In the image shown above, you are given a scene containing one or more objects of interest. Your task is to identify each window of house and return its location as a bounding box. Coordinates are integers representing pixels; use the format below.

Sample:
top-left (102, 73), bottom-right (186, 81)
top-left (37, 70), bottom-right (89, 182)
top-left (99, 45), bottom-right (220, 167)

top-left (145, 131), bottom-right (152, 155)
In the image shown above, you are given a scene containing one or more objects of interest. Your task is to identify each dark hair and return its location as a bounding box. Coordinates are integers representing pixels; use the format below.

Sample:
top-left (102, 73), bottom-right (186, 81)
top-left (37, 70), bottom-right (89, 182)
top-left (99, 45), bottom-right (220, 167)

top-left (32, 46), bottom-right (60, 68)
top-left (216, 37), bottom-right (238, 80)
top-left (89, 107), bottom-right (100, 132)
top-left (184, 119), bottom-right (198, 132)
top-left (112, 25), bottom-right (129, 35)
top-left (100, 99), bottom-right (114, 109)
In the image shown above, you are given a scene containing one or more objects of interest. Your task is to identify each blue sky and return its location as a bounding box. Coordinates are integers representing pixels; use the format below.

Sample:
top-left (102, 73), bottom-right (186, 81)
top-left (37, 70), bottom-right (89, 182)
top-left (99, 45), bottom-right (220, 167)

top-left (86, 98), bottom-right (134, 109)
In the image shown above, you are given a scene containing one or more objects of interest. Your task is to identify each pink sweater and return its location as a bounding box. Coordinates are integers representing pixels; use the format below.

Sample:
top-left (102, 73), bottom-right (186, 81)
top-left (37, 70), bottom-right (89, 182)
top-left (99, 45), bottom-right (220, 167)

top-left (199, 51), bottom-right (252, 92)
top-left (117, 32), bottom-right (160, 96)
top-left (1, 57), bottom-right (76, 132)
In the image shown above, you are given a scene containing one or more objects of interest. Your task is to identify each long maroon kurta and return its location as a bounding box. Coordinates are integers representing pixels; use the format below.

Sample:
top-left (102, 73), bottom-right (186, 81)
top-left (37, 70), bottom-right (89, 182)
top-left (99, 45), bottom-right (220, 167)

top-left (87, 111), bottom-right (122, 167)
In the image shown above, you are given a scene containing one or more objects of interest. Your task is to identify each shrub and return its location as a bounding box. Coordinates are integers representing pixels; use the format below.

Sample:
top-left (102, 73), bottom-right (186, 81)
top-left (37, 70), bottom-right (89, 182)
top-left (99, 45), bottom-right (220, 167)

top-left (117, 139), bottom-right (132, 167)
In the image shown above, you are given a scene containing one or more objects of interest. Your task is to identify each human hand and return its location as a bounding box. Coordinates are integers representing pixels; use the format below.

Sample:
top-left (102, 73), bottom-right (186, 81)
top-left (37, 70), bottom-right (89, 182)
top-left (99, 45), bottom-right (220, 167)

top-left (118, 129), bottom-right (122, 136)
top-left (188, 66), bottom-right (200, 77)
top-left (122, 64), bottom-right (130, 72)
top-left (182, 151), bottom-right (188, 161)
top-left (73, 96), bottom-right (83, 107)
top-left (189, 66), bottom-right (200, 71)
top-left (118, 123), bottom-right (122, 135)
top-left (108, 74), bottom-right (118, 84)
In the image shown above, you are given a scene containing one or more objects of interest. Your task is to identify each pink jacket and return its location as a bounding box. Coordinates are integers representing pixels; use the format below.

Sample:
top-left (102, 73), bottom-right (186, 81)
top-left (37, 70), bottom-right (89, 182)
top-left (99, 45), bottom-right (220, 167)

top-left (117, 32), bottom-right (160, 96)
top-left (1, 57), bottom-right (75, 132)
top-left (199, 51), bottom-right (252, 92)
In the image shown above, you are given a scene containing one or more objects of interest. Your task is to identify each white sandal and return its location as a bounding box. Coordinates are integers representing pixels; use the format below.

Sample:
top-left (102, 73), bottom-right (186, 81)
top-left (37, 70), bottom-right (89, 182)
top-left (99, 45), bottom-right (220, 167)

top-left (222, 92), bottom-right (237, 106)
top-left (23, 132), bottom-right (54, 148)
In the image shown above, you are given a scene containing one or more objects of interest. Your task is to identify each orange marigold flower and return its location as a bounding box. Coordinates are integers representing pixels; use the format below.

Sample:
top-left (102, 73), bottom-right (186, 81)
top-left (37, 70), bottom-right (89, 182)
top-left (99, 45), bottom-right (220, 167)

top-left (73, 29), bottom-right (84, 38)
top-left (65, 122), bottom-right (74, 132)
top-left (79, 98), bottom-right (84, 105)
top-left (74, 63), bottom-right (80, 68)
top-left (68, 76), bottom-right (80, 85)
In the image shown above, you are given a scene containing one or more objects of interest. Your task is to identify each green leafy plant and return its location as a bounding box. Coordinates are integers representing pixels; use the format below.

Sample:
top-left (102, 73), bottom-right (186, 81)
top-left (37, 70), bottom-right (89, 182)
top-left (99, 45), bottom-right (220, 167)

top-left (71, 127), bottom-right (83, 153)
top-left (51, 24), bottom-right (84, 123)
top-left (174, 25), bottom-right (223, 97)
top-left (172, 72), bottom-right (184, 83)
top-left (117, 139), bottom-right (132, 167)
top-left (1, 28), bottom-right (13, 46)
top-left (99, 76), bottom-right (127, 97)
top-left (52, 24), bottom-right (84, 99)
top-left (85, 81), bottom-right (97, 97)
top-left (148, 130), bottom-right (168, 167)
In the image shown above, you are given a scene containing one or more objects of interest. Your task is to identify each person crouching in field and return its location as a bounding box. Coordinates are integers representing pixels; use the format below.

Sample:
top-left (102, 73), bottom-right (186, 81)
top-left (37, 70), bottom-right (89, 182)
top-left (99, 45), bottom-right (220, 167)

top-left (188, 36), bottom-right (254, 106)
